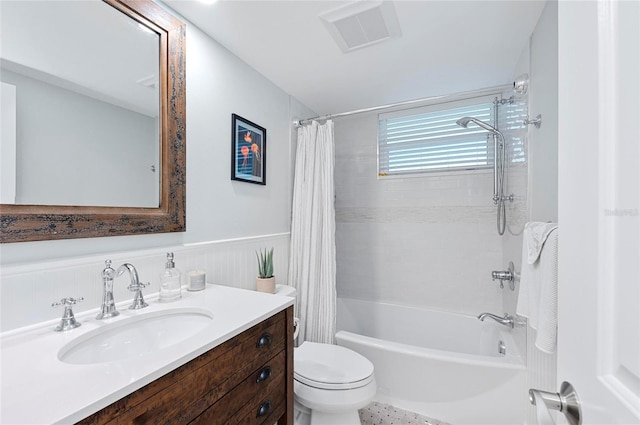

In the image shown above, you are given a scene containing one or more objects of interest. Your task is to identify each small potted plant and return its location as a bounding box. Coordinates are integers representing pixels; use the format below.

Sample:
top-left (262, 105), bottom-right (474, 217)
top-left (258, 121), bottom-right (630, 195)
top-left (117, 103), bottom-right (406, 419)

top-left (256, 247), bottom-right (275, 293)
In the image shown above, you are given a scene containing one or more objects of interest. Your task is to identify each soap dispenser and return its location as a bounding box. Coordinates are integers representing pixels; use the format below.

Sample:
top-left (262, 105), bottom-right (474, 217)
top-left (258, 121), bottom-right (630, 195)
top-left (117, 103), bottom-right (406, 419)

top-left (159, 252), bottom-right (182, 302)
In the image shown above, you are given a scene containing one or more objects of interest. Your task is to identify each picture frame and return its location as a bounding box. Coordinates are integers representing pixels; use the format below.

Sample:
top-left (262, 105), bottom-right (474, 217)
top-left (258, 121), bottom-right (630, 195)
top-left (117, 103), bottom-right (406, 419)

top-left (231, 114), bottom-right (266, 185)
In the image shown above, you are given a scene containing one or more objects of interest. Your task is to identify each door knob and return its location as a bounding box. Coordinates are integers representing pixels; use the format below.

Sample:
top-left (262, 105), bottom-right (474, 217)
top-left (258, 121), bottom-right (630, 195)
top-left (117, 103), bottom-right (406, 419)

top-left (529, 381), bottom-right (581, 425)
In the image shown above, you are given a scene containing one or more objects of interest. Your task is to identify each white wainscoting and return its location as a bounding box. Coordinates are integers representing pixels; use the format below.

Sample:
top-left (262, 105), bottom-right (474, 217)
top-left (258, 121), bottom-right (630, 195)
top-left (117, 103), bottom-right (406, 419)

top-left (0, 233), bottom-right (290, 332)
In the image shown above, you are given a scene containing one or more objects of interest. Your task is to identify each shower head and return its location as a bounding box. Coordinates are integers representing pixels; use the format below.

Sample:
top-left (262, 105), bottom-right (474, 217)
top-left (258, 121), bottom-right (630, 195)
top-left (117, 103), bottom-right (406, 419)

top-left (456, 117), bottom-right (502, 136)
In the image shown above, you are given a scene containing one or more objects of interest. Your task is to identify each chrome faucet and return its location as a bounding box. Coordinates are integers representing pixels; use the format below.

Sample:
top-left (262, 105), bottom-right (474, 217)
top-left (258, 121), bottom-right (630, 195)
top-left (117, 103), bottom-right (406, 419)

top-left (117, 263), bottom-right (148, 310)
top-left (97, 260), bottom-right (148, 320)
top-left (97, 260), bottom-right (119, 320)
top-left (477, 312), bottom-right (517, 328)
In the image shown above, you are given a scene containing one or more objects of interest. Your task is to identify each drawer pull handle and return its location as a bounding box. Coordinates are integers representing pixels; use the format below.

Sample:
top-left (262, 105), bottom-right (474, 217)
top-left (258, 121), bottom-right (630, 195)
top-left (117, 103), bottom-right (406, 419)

top-left (256, 366), bottom-right (272, 383)
top-left (257, 399), bottom-right (272, 417)
top-left (256, 333), bottom-right (272, 348)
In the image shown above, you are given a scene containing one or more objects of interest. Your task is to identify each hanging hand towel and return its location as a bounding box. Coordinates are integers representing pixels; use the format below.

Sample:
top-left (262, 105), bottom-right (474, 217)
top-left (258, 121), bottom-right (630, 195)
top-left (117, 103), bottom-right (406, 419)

top-left (525, 222), bottom-right (559, 264)
top-left (516, 222), bottom-right (559, 353)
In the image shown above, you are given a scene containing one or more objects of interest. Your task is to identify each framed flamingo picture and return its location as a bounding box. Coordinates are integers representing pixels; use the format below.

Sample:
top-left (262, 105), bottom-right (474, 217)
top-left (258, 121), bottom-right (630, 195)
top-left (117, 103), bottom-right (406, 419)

top-left (231, 114), bottom-right (266, 185)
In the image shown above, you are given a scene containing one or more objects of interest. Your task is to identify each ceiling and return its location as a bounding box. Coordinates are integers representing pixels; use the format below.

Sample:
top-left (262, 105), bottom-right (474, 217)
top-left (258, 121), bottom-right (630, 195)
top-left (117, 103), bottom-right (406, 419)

top-left (165, 0), bottom-right (546, 117)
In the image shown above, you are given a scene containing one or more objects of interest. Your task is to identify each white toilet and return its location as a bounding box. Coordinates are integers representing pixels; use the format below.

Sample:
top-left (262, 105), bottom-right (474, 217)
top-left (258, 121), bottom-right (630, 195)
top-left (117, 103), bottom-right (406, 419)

top-left (274, 285), bottom-right (377, 425)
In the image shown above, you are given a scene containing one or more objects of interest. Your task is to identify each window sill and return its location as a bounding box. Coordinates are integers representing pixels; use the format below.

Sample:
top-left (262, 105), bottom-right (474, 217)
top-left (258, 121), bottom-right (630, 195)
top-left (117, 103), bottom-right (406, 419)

top-left (378, 168), bottom-right (493, 180)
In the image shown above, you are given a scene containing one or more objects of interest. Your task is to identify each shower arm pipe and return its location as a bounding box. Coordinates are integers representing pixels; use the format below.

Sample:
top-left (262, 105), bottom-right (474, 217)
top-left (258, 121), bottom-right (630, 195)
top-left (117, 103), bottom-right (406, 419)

top-left (492, 133), bottom-right (500, 204)
top-left (293, 84), bottom-right (511, 127)
top-left (493, 99), bottom-right (500, 205)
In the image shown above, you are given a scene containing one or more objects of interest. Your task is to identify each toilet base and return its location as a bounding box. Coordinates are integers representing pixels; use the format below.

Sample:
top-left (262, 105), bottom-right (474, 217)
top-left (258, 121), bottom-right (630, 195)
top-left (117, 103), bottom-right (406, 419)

top-left (294, 378), bottom-right (376, 425)
top-left (294, 401), bottom-right (361, 425)
top-left (311, 410), bottom-right (361, 425)
top-left (294, 404), bottom-right (311, 425)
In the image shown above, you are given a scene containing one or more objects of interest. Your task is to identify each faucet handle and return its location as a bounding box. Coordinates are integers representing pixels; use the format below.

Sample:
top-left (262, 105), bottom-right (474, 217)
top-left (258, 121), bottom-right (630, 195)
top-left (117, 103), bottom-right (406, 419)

top-left (52, 297), bottom-right (84, 332)
top-left (128, 282), bottom-right (149, 310)
top-left (52, 297), bottom-right (84, 308)
top-left (103, 259), bottom-right (116, 279)
top-left (127, 281), bottom-right (148, 292)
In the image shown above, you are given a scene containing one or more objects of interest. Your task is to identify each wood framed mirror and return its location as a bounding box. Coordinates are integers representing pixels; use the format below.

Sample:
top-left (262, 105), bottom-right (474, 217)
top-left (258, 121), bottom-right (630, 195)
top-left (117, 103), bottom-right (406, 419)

top-left (0, 0), bottom-right (186, 243)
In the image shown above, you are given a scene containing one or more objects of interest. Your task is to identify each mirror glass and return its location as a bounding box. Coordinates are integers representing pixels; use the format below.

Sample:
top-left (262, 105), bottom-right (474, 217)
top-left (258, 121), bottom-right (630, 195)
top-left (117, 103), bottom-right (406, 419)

top-left (1, 1), bottom-right (160, 208)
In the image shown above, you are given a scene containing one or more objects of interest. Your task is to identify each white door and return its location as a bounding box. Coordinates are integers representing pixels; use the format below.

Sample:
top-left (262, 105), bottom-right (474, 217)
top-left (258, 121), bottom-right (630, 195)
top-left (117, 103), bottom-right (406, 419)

top-left (558, 1), bottom-right (640, 424)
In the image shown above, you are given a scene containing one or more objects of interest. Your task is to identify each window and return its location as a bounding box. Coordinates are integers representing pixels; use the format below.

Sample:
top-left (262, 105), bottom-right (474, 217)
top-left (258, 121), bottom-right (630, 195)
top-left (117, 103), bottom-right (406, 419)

top-left (378, 95), bottom-right (500, 176)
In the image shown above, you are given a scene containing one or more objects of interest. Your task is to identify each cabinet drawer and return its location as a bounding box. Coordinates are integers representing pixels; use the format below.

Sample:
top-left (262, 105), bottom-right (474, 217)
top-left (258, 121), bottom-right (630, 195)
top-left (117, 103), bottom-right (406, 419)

top-left (190, 350), bottom-right (286, 425)
top-left (234, 385), bottom-right (286, 425)
top-left (238, 310), bottom-right (287, 371)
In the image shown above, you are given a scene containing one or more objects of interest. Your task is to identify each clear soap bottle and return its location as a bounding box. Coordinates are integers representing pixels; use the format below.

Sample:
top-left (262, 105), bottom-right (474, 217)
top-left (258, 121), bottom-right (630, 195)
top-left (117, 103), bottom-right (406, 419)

top-left (159, 252), bottom-right (182, 302)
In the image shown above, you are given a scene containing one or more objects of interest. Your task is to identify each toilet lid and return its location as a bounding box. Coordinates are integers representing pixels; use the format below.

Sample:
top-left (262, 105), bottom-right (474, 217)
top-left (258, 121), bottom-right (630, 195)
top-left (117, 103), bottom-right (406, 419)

top-left (294, 342), bottom-right (374, 390)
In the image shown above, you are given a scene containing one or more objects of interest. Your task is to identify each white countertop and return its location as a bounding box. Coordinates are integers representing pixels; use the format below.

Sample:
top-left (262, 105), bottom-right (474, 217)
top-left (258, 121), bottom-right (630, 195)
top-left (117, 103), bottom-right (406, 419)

top-left (0, 285), bottom-right (294, 424)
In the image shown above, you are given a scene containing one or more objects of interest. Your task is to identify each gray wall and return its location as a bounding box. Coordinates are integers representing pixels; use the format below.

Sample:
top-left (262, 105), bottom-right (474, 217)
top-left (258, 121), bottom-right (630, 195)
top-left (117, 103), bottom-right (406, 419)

top-left (529, 0), bottom-right (559, 223)
top-left (1, 69), bottom-right (158, 207)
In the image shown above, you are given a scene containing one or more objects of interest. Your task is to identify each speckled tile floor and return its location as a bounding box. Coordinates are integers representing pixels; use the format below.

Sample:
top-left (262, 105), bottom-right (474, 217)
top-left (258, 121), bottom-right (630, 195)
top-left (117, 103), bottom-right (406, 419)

top-left (358, 402), bottom-right (452, 425)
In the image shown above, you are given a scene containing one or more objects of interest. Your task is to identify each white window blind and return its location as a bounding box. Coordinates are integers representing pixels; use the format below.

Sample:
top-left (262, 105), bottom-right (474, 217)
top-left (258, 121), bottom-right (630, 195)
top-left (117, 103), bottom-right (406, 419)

top-left (379, 96), bottom-right (499, 176)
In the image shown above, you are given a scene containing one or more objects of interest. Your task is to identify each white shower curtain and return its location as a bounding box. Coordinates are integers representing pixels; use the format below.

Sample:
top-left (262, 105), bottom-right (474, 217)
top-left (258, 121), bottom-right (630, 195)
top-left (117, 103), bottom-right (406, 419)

top-left (288, 120), bottom-right (336, 344)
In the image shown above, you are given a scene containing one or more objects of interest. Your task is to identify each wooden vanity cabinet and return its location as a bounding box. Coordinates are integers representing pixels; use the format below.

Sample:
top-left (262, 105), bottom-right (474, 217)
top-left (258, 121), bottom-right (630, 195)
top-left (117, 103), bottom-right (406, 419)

top-left (78, 306), bottom-right (294, 425)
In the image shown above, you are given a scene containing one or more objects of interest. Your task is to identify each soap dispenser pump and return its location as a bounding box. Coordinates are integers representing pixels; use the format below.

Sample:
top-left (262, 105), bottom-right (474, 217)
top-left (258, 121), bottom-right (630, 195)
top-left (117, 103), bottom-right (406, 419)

top-left (159, 252), bottom-right (182, 302)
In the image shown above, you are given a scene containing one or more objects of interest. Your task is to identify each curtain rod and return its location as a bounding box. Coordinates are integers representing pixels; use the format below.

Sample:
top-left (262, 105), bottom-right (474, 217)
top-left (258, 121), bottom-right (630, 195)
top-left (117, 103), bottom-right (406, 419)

top-left (292, 84), bottom-right (512, 127)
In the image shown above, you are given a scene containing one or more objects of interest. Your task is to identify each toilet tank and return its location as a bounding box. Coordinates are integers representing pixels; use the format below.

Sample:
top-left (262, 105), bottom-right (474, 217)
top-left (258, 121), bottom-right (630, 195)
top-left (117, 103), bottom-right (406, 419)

top-left (275, 284), bottom-right (296, 298)
top-left (275, 285), bottom-right (299, 341)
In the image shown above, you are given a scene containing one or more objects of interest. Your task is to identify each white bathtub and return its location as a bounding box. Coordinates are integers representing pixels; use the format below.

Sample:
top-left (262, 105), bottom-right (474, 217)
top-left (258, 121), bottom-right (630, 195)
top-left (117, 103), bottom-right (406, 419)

top-left (335, 298), bottom-right (526, 425)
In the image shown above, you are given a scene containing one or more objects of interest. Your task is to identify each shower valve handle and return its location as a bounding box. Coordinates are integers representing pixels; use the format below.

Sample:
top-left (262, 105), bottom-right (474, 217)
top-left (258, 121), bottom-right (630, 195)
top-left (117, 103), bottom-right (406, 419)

top-left (492, 270), bottom-right (513, 281)
top-left (491, 261), bottom-right (516, 290)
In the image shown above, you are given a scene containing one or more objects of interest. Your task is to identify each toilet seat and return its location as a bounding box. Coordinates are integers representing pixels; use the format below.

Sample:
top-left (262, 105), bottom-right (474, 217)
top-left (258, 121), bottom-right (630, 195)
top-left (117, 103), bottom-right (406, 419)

top-left (294, 342), bottom-right (374, 390)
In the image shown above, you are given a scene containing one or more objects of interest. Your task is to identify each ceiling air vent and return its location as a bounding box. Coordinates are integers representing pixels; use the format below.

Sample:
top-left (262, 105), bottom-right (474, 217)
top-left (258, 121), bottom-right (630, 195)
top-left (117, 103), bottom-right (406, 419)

top-left (320, 0), bottom-right (401, 53)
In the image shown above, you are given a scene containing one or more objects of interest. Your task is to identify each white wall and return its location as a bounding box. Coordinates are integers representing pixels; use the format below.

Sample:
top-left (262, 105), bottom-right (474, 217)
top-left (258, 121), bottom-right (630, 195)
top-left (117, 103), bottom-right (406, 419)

top-left (502, 42), bottom-right (530, 316)
top-left (0, 12), bottom-right (302, 266)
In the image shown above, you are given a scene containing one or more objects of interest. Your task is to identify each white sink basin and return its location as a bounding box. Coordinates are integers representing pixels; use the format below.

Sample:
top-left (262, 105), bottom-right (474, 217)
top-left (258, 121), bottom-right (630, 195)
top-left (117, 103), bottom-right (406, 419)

top-left (58, 308), bottom-right (214, 365)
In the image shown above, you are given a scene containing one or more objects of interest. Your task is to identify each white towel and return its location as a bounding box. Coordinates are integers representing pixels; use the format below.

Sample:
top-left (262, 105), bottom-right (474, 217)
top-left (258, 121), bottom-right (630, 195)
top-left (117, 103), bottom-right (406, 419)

top-left (516, 222), bottom-right (559, 353)
top-left (524, 222), bottom-right (558, 264)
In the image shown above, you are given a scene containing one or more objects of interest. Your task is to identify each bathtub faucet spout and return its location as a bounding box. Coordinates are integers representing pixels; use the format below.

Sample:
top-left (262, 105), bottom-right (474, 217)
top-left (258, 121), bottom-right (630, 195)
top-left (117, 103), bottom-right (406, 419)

top-left (477, 312), bottom-right (516, 328)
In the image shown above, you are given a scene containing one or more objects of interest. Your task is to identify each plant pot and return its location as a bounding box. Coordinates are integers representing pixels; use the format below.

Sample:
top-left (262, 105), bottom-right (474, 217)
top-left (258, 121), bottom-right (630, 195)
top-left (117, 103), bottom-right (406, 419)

top-left (256, 277), bottom-right (276, 293)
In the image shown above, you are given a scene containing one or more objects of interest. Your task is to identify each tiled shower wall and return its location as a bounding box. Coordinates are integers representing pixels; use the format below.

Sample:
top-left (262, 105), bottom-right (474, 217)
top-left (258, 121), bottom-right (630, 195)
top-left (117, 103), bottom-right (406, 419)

top-left (0, 233), bottom-right (290, 332)
top-left (334, 110), bottom-right (526, 317)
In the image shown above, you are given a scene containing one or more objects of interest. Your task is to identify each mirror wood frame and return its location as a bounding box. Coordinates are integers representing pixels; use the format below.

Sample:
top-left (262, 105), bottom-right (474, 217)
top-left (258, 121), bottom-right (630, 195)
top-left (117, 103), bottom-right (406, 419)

top-left (0, 0), bottom-right (186, 243)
